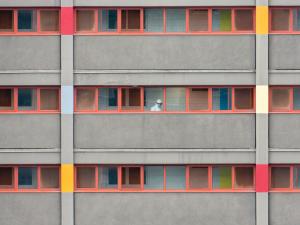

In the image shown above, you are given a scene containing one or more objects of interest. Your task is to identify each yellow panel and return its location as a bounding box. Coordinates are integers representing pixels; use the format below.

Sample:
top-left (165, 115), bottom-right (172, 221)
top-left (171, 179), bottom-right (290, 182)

top-left (256, 6), bottom-right (269, 35)
top-left (61, 164), bottom-right (74, 193)
top-left (256, 85), bottom-right (269, 114)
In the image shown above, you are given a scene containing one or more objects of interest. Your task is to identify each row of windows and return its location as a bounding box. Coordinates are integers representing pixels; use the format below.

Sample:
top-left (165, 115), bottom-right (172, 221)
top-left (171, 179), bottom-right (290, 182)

top-left (1, 87), bottom-right (300, 113)
top-left (1, 165), bottom-right (299, 192)
top-left (0, 8), bottom-right (300, 34)
top-left (0, 87), bottom-right (60, 112)
top-left (0, 166), bottom-right (60, 191)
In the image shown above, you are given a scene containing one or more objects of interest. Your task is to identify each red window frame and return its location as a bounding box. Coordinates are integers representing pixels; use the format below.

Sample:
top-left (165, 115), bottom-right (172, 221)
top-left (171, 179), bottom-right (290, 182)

top-left (0, 87), bottom-right (60, 114)
top-left (0, 165), bottom-right (60, 192)
top-left (269, 165), bottom-right (300, 192)
top-left (269, 86), bottom-right (300, 113)
top-left (0, 8), bottom-right (60, 35)
top-left (74, 7), bottom-right (255, 35)
top-left (74, 165), bottom-right (255, 193)
top-left (269, 7), bottom-right (300, 34)
top-left (74, 86), bottom-right (255, 114)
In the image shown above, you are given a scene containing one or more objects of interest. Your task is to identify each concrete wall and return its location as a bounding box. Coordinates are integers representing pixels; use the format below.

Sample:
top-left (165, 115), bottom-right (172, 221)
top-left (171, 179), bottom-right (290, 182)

top-left (269, 114), bottom-right (300, 149)
top-left (0, 193), bottom-right (60, 225)
top-left (74, 36), bottom-right (255, 70)
top-left (269, 193), bottom-right (300, 225)
top-left (74, 114), bottom-right (255, 149)
top-left (75, 193), bottom-right (255, 225)
top-left (0, 115), bottom-right (60, 149)
top-left (269, 35), bottom-right (300, 70)
top-left (0, 36), bottom-right (60, 70)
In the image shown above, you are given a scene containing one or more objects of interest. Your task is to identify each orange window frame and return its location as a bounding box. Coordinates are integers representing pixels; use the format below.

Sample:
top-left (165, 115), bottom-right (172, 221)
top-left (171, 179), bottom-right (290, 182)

top-left (0, 87), bottom-right (60, 114)
top-left (0, 8), bottom-right (60, 35)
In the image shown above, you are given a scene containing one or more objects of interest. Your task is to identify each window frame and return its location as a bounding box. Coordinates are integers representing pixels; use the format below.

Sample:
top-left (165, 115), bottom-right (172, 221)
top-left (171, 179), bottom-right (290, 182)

top-left (74, 86), bottom-right (255, 114)
top-left (269, 7), bottom-right (300, 34)
top-left (0, 87), bottom-right (60, 114)
top-left (74, 165), bottom-right (255, 193)
top-left (74, 7), bottom-right (255, 35)
top-left (0, 165), bottom-right (60, 192)
top-left (269, 165), bottom-right (298, 192)
top-left (0, 8), bottom-right (60, 35)
top-left (269, 86), bottom-right (300, 113)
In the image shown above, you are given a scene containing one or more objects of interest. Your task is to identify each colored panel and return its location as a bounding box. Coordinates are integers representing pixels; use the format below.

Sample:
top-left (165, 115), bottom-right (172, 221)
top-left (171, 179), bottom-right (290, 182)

top-left (256, 85), bottom-right (268, 114)
top-left (61, 164), bottom-right (74, 192)
top-left (256, 164), bottom-right (268, 192)
top-left (61, 86), bottom-right (74, 114)
top-left (61, 7), bottom-right (74, 35)
top-left (256, 6), bottom-right (268, 34)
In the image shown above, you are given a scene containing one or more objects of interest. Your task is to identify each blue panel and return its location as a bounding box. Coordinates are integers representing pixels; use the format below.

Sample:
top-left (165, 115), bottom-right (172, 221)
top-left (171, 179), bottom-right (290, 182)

top-left (18, 10), bottom-right (33, 30)
top-left (61, 86), bottom-right (74, 114)
top-left (108, 167), bottom-right (118, 185)
top-left (18, 89), bottom-right (33, 107)
top-left (102, 9), bottom-right (117, 31)
top-left (18, 167), bottom-right (37, 188)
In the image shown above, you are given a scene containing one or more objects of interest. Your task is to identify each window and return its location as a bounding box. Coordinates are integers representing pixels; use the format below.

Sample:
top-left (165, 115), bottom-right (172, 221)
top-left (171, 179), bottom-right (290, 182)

top-left (271, 167), bottom-right (290, 189)
top-left (0, 89), bottom-right (14, 110)
top-left (0, 167), bottom-right (14, 188)
top-left (166, 87), bottom-right (186, 111)
top-left (189, 9), bottom-right (208, 32)
top-left (212, 9), bottom-right (232, 32)
top-left (99, 166), bottom-right (118, 189)
top-left (294, 9), bottom-right (300, 31)
top-left (293, 87), bottom-right (300, 110)
top-left (0, 10), bottom-right (13, 32)
top-left (101, 9), bottom-right (117, 32)
top-left (212, 166), bottom-right (232, 189)
top-left (189, 167), bottom-right (209, 189)
top-left (166, 8), bottom-right (186, 32)
top-left (40, 89), bottom-right (59, 111)
top-left (166, 166), bottom-right (186, 189)
top-left (235, 9), bottom-right (253, 31)
top-left (40, 10), bottom-right (59, 32)
top-left (121, 10), bottom-right (141, 31)
top-left (18, 88), bottom-right (37, 111)
top-left (271, 9), bottom-right (290, 31)
top-left (121, 88), bottom-right (141, 111)
top-left (18, 167), bottom-right (37, 189)
top-left (212, 88), bottom-right (232, 111)
top-left (76, 88), bottom-right (96, 111)
top-left (76, 167), bottom-right (96, 188)
top-left (144, 87), bottom-right (164, 111)
top-left (76, 10), bottom-right (95, 32)
top-left (294, 167), bottom-right (300, 188)
top-left (189, 88), bottom-right (209, 111)
top-left (98, 88), bottom-right (118, 111)
top-left (271, 88), bottom-right (291, 111)
top-left (40, 167), bottom-right (59, 189)
top-left (144, 166), bottom-right (164, 189)
top-left (144, 8), bottom-right (163, 32)
top-left (234, 88), bottom-right (254, 110)
top-left (235, 167), bottom-right (254, 188)
top-left (121, 167), bottom-right (141, 189)
top-left (18, 10), bottom-right (37, 32)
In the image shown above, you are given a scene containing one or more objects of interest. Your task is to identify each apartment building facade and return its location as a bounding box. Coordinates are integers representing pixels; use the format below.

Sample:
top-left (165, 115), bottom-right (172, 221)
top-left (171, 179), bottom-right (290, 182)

top-left (0, 0), bottom-right (300, 225)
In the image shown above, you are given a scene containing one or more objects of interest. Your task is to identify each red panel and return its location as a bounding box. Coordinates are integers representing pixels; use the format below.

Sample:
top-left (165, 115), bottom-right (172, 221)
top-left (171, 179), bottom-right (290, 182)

top-left (61, 7), bottom-right (74, 35)
top-left (256, 164), bottom-right (269, 192)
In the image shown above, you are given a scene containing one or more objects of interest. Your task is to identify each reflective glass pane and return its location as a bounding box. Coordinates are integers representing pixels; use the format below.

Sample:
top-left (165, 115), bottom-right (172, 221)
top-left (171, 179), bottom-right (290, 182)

top-left (166, 166), bottom-right (186, 189)
top-left (212, 88), bottom-right (232, 110)
top-left (166, 87), bottom-right (186, 111)
top-left (212, 9), bottom-right (232, 32)
top-left (144, 8), bottom-right (163, 32)
top-left (99, 88), bottom-right (118, 110)
top-left (18, 167), bottom-right (37, 189)
top-left (18, 88), bottom-right (37, 111)
top-left (18, 10), bottom-right (37, 32)
top-left (99, 166), bottom-right (118, 189)
top-left (144, 87), bottom-right (164, 111)
top-left (144, 166), bottom-right (164, 189)
top-left (166, 8), bottom-right (186, 32)
top-left (213, 166), bottom-right (232, 189)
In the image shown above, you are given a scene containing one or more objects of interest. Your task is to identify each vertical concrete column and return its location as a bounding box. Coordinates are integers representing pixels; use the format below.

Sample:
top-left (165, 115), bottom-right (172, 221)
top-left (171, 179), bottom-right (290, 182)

top-left (255, 1), bottom-right (269, 225)
top-left (60, 1), bottom-right (74, 225)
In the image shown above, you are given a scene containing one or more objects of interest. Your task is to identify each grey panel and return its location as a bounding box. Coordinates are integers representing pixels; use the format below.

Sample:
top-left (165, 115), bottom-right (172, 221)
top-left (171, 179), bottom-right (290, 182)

top-left (269, 35), bottom-right (300, 70)
top-left (269, 70), bottom-right (300, 85)
top-left (269, 114), bottom-right (300, 149)
top-left (269, 0), bottom-right (300, 6)
top-left (0, 0), bottom-right (60, 6)
top-left (270, 193), bottom-right (300, 225)
top-left (74, 114), bottom-right (255, 149)
top-left (270, 150), bottom-right (300, 163)
top-left (75, 193), bottom-right (255, 225)
top-left (0, 115), bottom-right (60, 149)
top-left (0, 152), bottom-right (60, 164)
top-left (0, 193), bottom-right (60, 225)
top-left (0, 36), bottom-right (60, 70)
top-left (74, 0), bottom-right (255, 6)
top-left (74, 36), bottom-right (255, 70)
top-left (74, 70), bottom-right (256, 86)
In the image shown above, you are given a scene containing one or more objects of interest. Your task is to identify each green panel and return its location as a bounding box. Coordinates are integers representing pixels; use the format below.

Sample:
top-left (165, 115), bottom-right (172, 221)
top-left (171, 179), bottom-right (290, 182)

top-left (220, 167), bottom-right (232, 188)
top-left (220, 10), bottom-right (231, 32)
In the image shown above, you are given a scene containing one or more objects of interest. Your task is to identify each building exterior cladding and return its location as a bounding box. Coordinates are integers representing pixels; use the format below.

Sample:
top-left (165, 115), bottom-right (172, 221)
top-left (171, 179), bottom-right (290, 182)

top-left (0, 0), bottom-right (300, 225)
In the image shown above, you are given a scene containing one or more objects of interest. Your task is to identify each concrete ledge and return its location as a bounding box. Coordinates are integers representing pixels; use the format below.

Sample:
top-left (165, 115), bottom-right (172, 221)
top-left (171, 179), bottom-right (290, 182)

top-left (74, 70), bottom-right (255, 86)
top-left (269, 70), bottom-right (300, 85)
top-left (0, 70), bottom-right (61, 86)
top-left (74, 149), bottom-right (256, 164)
top-left (269, 0), bottom-right (300, 6)
top-left (0, 0), bottom-right (60, 6)
top-left (0, 151), bottom-right (60, 164)
top-left (269, 149), bottom-right (300, 164)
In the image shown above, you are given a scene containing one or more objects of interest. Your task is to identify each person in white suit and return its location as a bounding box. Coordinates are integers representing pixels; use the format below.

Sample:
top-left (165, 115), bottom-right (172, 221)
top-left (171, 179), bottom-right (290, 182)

top-left (150, 99), bottom-right (163, 111)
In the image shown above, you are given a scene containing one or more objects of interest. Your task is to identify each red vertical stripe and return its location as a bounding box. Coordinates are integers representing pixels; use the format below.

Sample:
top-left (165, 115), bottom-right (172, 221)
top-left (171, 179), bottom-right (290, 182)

top-left (256, 164), bottom-right (269, 192)
top-left (61, 7), bottom-right (74, 35)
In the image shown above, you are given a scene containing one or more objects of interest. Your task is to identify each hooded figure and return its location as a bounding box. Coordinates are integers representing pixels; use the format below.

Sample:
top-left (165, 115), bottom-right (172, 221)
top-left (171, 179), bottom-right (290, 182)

top-left (150, 99), bottom-right (163, 111)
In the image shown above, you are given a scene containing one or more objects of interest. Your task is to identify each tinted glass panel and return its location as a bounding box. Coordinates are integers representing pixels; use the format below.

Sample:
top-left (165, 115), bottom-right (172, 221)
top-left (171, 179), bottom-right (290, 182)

top-left (294, 167), bottom-right (300, 188)
top-left (122, 167), bottom-right (141, 188)
top-left (189, 88), bottom-right (208, 110)
top-left (40, 89), bottom-right (59, 110)
top-left (235, 10), bottom-right (253, 31)
top-left (144, 87), bottom-right (164, 111)
top-left (41, 167), bottom-right (59, 188)
top-left (166, 8), bottom-right (186, 32)
top-left (40, 10), bottom-right (59, 31)
top-left (99, 88), bottom-right (118, 110)
top-left (144, 166), bottom-right (164, 189)
top-left (189, 9), bottom-right (208, 32)
top-left (101, 9), bottom-right (117, 32)
top-left (271, 9), bottom-right (290, 31)
top-left (0, 10), bottom-right (13, 31)
top-left (212, 9), bottom-right (232, 32)
top-left (293, 87), bottom-right (300, 110)
top-left (271, 88), bottom-right (290, 110)
top-left (76, 89), bottom-right (96, 111)
top-left (99, 166), bottom-right (118, 189)
top-left (121, 88), bottom-right (141, 110)
top-left (121, 10), bottom-right (140, 30)
top-left (189, 167), bottom-right (208, 189)
top-left (18, 10), bottom-right (36, 31)
top-left (235, 88), bottom-right (253, 110)
top-left (76, 10), bottom-right (95, 31)
top-left (144, 8), bottom-right (163, 32)
top-left (235, 167), bottom-right (254, 188)
top-left (0, 167), bottom-right (13, 187)
top-left (293, 9), bottom-right (300, 31)
top-left (213, 166), bottom-right (232, 189)
top-left (166, 87), bottom-right (186, 111)
top-left (18, 167), bottom-right (37, 189)
top-left (271, 167), bottom-right (290, 188)
top-left (0, 89), bottom-right (13, 110)
top-left (212, 88), bottom-right (232, 110)
top-left (18, 88), bottom-right (37, 111)
top-left (166, 166), bottom-right (186, 189)
top-left (76, 167), bottom-right (96, 188)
